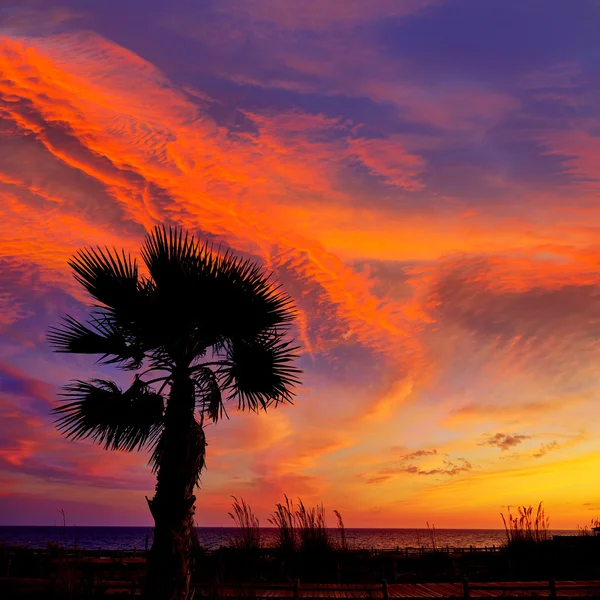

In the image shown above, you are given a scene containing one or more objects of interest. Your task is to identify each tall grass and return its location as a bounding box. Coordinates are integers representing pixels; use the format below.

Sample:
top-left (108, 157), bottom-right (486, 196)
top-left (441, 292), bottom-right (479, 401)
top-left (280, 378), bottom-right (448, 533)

top-left (295, 499), bottom-right (330, 554)
top-left (426, 522), bottom-right (438, 551)
top-left (577, 517), bottom-right (600, 536)
top-left (268, 495), bottom-right (297, 553)
top-left (334, 509), bottom-right (347, 551)
top-left (229, 496), bottom-right (345, 553)
top-left (268, 497), bottom-right (343, 553)
top-left (228, 496), bottom-right (261, 550)
top-left (501, 502), bottom-right (550, 545)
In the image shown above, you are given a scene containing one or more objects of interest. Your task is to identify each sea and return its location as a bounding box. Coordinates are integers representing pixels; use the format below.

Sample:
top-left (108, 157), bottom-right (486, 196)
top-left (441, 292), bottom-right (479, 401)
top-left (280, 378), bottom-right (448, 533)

top-left (0, 527), bottom-right (578, 551)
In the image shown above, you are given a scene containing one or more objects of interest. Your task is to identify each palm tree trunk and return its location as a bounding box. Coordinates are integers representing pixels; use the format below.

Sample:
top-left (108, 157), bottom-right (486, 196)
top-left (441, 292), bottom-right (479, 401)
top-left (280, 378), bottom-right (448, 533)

top-left (144, 374), bottom-right (205, 600)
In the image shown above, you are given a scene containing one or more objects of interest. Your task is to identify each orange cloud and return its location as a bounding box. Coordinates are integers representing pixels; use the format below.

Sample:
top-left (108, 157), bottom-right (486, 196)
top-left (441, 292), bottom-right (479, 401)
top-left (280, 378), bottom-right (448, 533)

top-left (0, 33), bottom-right (423, 364)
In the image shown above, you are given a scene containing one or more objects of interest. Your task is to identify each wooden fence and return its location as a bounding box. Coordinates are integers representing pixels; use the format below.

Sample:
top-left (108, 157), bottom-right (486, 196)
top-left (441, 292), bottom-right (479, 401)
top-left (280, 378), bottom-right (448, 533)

top-left (370, 546), bottom-right (502, 556)
top-left (193, 580), bottom-right (390, 598)
top-left (3, 577), bottom-right (600, 598)
top-left (3, 545), bottom-right (504, 562)
top-left (463, 578), bottom-right (600, 599)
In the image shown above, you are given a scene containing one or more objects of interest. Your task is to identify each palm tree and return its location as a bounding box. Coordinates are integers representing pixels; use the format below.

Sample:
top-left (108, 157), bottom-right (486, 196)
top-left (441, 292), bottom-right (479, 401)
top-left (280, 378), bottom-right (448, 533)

top-left (48, 226), bottom-right (301, 600)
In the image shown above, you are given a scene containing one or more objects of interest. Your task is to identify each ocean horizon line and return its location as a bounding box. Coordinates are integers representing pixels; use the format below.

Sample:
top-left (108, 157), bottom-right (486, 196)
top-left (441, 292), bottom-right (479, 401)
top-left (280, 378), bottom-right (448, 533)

top-left (0, 525), bottom-right (578, 531)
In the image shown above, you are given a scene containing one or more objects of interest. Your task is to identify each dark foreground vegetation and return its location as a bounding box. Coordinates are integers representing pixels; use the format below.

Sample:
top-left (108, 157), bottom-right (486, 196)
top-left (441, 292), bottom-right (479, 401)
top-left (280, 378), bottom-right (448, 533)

top-left (3, 503), bottom-right (600, 598)
top-left (2, 534), bottom-right (600, 599)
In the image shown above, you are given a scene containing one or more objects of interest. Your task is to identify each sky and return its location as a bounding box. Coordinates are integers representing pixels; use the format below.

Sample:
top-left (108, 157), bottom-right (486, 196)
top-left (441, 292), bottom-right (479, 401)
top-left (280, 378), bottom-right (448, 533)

top-left (1, 0), bottom-right (600, 529)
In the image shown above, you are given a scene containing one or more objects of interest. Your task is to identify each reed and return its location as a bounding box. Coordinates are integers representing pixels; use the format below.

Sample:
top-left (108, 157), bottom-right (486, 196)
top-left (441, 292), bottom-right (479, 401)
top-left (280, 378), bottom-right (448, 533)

top-left (576, 517), bottom-right (600, 536)
top-left (500, 502), bottom-right (550, 545)
top-left (334, 509), bottom-right (348, 551)
top-left (54, 509), bottom-right (77, 599)
top-left (268, 496), bottom-right (339, 554)
top-left (228, 496), bottom-right (261, 551)
top-left (295, 499), bottom-right (330, 554)
top-left (268, 495), bottom-right (297, 553)
top-left (426, 521), bottom-right (438, 551)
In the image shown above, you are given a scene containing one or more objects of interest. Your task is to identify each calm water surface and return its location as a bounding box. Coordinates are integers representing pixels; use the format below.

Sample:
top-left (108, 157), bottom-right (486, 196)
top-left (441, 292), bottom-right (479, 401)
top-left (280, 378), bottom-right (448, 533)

top-left (0, 526), bottom-right (578, 551)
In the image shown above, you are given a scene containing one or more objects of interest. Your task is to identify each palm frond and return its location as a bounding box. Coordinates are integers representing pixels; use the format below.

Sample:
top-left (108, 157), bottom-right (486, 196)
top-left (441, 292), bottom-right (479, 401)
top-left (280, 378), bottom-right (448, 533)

top-left (141, 226), bottom-right (297, 351)
top-left (193, 367), bottom-right (225, 423)
top-left (140, 226), bottom-right (220, 351)
top-left (69, 248), bottom-right (167, 357)
top-left (218, 332), bottom-right (301, 412)
top-left (47, 315), bottom-right (144, 370)
top-left (214, 250), bottom-right (297, 337)
top-left (53, 377), bottom-right (164, 451)
top-left (69, 247), bottom-right (140, 313)
top-left (141, 225), bottom-right (205, 282)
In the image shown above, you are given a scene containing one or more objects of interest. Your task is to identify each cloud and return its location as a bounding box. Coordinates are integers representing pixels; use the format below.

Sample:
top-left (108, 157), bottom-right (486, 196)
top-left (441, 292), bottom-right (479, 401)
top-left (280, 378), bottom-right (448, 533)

top-left (365, 457), bottom-right (473, 484)
top-left (0, 360), bottom-right (57, 407)
top-left (480, 433), bottom-right (530, 451)
top-left (0, 31), bottom-right (425, 366)
top-left (365, 475), bottom-right (394, 485)
top-left (400, 458), bottom-right (473, 477)
top-left (533, 441), bottom-right (560, 459)
top-left (400, 449), bottom-right (438, 461)
top-left (0, 5), bottom-right (80, 36)
top-left (347, 136), bottom-right (425, 190)
top-left (428, 257), bottom-right (600, 338)
top-left (215, 0), bottom-right (438, 29)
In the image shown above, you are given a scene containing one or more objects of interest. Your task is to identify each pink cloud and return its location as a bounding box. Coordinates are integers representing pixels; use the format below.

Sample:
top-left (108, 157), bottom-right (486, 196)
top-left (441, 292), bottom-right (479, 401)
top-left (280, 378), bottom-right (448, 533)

top-left (215, 0), bottom-right (439, 29)
top-left (479, 433), bottom-right (530, 451)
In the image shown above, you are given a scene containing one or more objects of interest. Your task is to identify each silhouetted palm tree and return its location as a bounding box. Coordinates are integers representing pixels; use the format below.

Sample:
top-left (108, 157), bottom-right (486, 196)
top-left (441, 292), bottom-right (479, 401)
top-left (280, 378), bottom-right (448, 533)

top-left (48, 226), bottom-right (301, 600)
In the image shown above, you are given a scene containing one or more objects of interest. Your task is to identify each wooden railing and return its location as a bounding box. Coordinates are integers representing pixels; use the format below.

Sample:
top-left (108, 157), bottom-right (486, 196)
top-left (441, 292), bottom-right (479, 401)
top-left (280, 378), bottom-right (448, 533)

top-left (193, 579), bottom-right (391, 599)
top-left (0, 578), bottom-right (390, 599)
top-left (370, 545), bottom-right (502, 555)
top-left (3, 545), bottom-right (506, 559)
top-left (3, 577), bottom-right (600, 598)
top-left (463, 578), bottom-right (600, 599)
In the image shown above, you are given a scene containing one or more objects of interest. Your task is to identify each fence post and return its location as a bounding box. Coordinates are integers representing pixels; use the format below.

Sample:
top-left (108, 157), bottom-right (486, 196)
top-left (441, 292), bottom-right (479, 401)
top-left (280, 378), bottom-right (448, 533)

top-left (382, 579), bottom-right (389, 600)
top-left (293, 578), bottom-right (300, 600)
top-left (463, 577), bottom-right (469, 600)
top-left (130, 578), bottom-right (137, 599)
top-left (549, 578), bottom-right (557, 600)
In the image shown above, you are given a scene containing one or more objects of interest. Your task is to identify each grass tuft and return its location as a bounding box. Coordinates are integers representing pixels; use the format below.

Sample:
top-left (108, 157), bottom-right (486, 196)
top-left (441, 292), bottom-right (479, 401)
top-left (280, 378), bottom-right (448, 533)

top-left (500, 502), bottom-right (550, 546)
top-left (295, 499), bottom-right (330, 554)
top-left (228, 496), bottom-right (261, 550)
top-left (334, 509), bottom-right (347, 551)
top-left (577, 517), bottom-right (600, 536)
top-left (268, 495), bottom-right (297, 553)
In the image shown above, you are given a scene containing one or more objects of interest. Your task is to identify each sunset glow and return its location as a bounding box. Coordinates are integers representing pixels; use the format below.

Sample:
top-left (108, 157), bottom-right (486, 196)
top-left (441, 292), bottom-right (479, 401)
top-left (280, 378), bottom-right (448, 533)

top-left (2, 0), bottom-right (600, 528)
